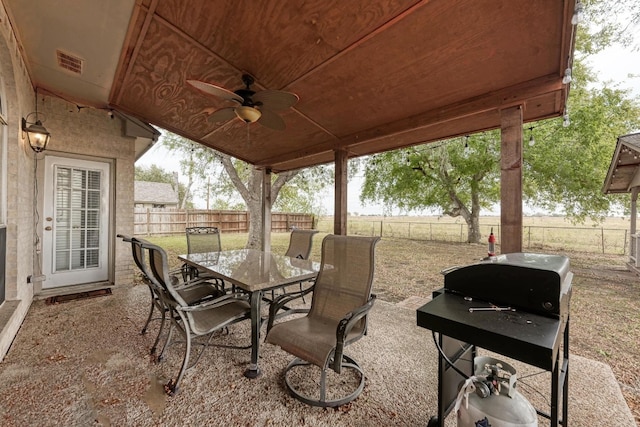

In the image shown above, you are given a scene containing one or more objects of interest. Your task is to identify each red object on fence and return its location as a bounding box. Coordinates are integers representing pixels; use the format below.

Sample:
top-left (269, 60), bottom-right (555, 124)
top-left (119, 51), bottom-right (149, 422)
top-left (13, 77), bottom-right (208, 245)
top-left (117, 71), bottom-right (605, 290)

top-left (488, 228), bottom-right (496, 256)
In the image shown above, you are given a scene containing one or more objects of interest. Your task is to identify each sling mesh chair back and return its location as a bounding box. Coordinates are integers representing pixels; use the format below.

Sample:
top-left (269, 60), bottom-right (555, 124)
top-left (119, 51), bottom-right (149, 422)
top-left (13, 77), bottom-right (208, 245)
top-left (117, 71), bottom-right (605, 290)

top-left (279, 229), bottom-right (319, 301)
top-left (266, 234), bottom-right (381, 407)
top-left (284, 229), bottom-right (319, 260)
top-left (183, 226), bottom-right (225, 287)
top-left (142, 240), bottom-right (251, 396)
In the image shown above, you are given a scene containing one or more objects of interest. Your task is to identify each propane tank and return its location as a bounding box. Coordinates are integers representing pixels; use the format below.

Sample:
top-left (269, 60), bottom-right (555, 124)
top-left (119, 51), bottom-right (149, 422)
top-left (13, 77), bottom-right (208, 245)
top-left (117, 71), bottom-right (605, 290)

top-left (457, 357), bottom-right (537, 427)
top-left (488, 228), bottom-right (496, 257)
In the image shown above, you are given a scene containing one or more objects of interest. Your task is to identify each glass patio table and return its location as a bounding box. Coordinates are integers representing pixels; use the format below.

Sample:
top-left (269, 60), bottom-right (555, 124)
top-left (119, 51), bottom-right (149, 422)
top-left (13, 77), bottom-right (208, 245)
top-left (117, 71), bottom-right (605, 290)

top-left (178, 249), bottom-right (319, 378)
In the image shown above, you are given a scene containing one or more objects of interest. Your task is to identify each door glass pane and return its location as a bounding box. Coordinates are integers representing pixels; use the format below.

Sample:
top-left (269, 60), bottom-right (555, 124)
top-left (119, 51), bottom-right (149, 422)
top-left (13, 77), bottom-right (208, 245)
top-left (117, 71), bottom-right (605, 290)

top-left (88, 171), bottom-right (100, 189)
top-left (56, 251), bottom-right (70, 271)
top-left (86, 230), bottom-right (99, 248)
top-left (71, 189), bottom-right (84, 209)
top-left (56, 230), bottom-right (70, 251)
top-left (56, 209), bottom-right (70, 228)
top-left (86, 249), bottom-right (99, 268)
top-left (87, 210), bottom-right (99, 228)
top-left (53, 166), bottom-right (102, 273)
top-left (71, 250), bottom-right (84, 269)
top-left (87, 190), bottom-right (100, 209)
top-left (56, 167), bottom-right (70, 187)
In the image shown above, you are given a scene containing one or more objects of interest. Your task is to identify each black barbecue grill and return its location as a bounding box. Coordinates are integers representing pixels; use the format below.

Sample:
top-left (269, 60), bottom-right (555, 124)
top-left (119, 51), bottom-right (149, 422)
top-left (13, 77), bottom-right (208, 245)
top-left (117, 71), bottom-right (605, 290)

top-left (417, 252), bottom-right (572, 427)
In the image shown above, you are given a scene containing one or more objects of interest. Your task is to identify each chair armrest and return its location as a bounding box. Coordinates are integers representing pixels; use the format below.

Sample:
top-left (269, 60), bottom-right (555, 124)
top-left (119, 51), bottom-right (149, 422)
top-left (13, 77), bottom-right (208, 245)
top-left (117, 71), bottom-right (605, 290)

top-left (332, 294), bottom-right (377, 372)
top-left (177, 291), bottom-right (248, 312)
top-left (266, 284), bottom-right (315, 334)
top-left (172, 276), bottom-right (221, 290)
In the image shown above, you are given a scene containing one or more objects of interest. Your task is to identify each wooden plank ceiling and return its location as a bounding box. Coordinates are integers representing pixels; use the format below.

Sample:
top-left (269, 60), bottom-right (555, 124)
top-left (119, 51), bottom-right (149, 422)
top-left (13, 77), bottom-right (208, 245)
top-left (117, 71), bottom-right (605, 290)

top-left (110, 0), bottom-right (576, 172)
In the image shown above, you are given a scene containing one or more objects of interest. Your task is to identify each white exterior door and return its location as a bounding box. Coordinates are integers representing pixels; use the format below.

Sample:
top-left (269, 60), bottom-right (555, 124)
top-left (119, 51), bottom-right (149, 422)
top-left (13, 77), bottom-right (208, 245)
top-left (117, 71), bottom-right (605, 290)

top-left (42, 156), bottom-right (110, 288)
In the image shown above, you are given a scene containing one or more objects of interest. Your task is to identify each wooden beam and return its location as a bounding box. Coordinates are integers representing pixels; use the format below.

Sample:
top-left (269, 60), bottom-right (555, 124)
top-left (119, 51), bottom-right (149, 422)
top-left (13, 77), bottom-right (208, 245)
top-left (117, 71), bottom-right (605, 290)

top-left (334, 150), bottom-right (348, 235)
top-left (256, 75), bottom-right (563, 168)
top-left (630, 188), bottom-right (638, 258)
top-left (261, 168), bottom-right (272, 252)
top-left (500, 105), bottom-right (523, 254)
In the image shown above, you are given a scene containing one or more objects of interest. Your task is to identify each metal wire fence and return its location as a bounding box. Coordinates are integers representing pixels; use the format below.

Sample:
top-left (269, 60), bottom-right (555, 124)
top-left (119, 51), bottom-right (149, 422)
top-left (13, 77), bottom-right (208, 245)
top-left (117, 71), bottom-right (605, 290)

top-left (316, 218), bottom-right (629, 255)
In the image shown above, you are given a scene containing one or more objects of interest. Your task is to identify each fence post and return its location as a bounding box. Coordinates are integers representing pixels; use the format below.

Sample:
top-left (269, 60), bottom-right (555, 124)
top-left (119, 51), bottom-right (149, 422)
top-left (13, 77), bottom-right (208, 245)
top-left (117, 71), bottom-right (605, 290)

top-left (409, 223), bottom-right (412, 239)
top-left (601, 227), bottom-right (605, 254)
top-left (624, 229), bottom-right (628, 255)
top-left (460, 224), bottom-right (463, 243)
top-left (146, 208), bottom-right (150, 236)
top-left (380, 220), bottom-right (383, 237)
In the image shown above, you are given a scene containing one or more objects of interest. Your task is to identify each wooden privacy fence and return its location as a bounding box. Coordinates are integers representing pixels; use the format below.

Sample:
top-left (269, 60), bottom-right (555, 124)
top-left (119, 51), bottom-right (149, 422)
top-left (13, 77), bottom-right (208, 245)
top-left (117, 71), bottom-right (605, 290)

top-left (134, 208), bottom-right (314, 236)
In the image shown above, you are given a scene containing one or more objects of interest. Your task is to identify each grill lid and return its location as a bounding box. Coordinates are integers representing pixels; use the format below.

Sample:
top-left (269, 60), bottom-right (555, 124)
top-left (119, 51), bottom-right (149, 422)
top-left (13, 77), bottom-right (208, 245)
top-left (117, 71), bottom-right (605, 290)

top-left (443, 253), bottom-right (572, 317)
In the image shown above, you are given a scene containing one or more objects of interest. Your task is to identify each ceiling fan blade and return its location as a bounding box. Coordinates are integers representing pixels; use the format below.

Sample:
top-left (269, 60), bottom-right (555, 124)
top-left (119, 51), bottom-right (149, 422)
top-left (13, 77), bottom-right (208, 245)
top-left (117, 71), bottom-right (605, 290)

top-left (257, 108), bottom-right (286, 131)
top-left (208, 107), bottom-right (237, 124)
top-left (187, 79), bottom-right (243, 103)
top-left (253, 90), bottom-right (299, 111)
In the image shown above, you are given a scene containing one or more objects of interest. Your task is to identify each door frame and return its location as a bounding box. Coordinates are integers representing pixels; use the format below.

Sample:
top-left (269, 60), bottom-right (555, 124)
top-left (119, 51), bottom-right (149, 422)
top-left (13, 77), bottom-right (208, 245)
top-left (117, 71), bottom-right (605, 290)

top-left (39, 154), bottom-right (114, 290)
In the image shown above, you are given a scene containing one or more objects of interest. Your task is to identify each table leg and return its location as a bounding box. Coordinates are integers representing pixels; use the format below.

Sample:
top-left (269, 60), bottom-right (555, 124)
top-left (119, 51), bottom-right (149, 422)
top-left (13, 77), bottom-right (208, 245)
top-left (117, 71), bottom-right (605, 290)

top-left (244, 290), bottom-right (263, 378)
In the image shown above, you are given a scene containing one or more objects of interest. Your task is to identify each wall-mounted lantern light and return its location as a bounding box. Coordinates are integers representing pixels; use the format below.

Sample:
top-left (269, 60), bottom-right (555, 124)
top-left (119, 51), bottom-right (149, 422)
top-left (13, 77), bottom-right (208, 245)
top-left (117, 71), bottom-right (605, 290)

top-left (22, 88), bottom-right (51, 153)
top-left (22, 113), bottom-right (51, 153)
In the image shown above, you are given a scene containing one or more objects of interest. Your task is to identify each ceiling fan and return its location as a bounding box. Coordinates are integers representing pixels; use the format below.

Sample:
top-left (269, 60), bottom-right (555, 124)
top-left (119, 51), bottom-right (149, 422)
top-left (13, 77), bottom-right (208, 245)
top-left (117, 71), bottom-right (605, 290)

top-left (187, 74), bottom-right (298, 131)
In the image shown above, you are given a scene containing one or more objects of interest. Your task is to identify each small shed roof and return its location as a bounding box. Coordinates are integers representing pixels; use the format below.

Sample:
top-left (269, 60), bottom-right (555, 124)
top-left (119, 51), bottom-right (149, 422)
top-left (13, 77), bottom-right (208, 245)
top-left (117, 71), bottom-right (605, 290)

top-left (134, 181), bottom-right (179, 204)
top-left (603, 132), bottom-right (640, 194)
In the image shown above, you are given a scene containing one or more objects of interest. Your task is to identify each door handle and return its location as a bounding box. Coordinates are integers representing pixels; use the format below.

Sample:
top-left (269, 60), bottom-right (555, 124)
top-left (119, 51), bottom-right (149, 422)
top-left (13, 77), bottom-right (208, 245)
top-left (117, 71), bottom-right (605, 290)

top-left (45, 226), bottom-right (52, 231)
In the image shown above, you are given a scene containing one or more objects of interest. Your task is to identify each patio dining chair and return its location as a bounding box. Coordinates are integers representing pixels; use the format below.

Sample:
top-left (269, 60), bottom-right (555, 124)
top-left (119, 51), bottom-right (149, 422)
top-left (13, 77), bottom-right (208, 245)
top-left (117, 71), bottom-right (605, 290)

top-left (275, 229), bottom-right (319, 302)
top-left (142, 240), bottom-right (252, 396)
top-left (118, 234), bottom-right (226, 357)
top-left (266, 234), bottom-right (381, 407)
top-left (284, 229), bottom-right (319, 260)
top-left (183, 226), bottom-right (227, 289)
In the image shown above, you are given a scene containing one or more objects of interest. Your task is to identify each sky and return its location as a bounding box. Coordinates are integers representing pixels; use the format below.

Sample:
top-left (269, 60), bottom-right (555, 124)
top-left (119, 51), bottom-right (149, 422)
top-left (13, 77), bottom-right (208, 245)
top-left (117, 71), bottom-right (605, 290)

top-left (137, 34), bottom-right (640, 216)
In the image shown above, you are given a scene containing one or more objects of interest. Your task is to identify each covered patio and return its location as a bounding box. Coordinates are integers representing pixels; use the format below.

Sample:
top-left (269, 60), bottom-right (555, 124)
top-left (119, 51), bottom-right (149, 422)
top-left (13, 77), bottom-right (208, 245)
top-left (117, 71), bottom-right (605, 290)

top-left (0, 1), bottom-right (620, 424)
top-left (0, 0), bottom-right (581, 368)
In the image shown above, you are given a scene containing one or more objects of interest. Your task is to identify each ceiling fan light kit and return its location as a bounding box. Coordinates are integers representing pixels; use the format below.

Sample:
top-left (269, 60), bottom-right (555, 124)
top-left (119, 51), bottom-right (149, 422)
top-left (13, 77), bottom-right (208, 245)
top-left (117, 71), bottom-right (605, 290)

top-left (235, 105), bottom-right (261, 123)
top-left (187, 74), bottom-right (298, 130)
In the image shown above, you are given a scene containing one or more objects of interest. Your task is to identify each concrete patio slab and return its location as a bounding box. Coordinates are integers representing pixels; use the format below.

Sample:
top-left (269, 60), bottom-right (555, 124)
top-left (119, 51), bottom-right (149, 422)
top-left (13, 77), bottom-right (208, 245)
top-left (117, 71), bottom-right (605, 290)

top-left (0, 284), bottom-right (634, 426)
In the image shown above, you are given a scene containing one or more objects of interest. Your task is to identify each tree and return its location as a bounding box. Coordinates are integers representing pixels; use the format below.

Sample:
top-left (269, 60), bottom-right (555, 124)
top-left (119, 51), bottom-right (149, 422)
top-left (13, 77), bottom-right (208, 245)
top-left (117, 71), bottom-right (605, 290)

top-left (161, 132), bottom-right (333, 248)
top-left (580, 0), bottom-right (640, 52)
top-left (361, 134), bottom-right (500, 243)
top-left (361, 55), bottom-right (640, 243)
top-left (134, 164), bottom-right (193, 208)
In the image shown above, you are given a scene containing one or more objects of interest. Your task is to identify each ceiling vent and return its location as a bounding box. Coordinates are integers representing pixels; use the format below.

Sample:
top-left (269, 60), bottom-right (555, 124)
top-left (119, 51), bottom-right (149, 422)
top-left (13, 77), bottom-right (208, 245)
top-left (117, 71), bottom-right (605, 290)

top-left (56, 50), bottom-right (83, 75)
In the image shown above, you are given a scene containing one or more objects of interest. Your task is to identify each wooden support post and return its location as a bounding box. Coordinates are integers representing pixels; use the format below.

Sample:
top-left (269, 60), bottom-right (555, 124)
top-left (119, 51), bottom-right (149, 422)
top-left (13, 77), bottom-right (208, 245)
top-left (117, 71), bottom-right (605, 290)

top-left (630, 188), bottom-right (638, 260)
top-left (500, 105), bottom-right (523, 253)
top-left (261, 168), bottom-right (272, 252)
top-left (334, 149), bottom-right (348, 235)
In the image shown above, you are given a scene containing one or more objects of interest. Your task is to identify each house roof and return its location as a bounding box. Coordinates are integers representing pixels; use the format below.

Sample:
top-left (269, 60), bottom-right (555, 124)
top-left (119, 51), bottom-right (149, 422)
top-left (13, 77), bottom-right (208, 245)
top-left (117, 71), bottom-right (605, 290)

top-left (5, 0), bottom-right (577, 172)
top-left (134, 181), bottom-right (179, 204)
top-left (603, 132), bottom-right (640, 194)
